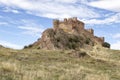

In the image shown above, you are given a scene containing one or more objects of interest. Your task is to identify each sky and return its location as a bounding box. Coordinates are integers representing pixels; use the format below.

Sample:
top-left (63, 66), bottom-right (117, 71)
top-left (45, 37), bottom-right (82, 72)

top-left (0, 0), bottom-right (120, 50)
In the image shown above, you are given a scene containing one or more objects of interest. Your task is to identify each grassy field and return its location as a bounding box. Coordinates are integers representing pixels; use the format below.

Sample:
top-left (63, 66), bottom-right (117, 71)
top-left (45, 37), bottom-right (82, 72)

top-left (0, 47), bottom-right (120, 80)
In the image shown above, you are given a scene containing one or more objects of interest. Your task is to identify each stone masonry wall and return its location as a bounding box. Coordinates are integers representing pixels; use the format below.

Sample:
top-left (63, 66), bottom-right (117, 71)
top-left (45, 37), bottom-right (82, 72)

top-left (53, 17), bottom-right (84, 32)
top-left (53, 17), bottom-right (104, 44)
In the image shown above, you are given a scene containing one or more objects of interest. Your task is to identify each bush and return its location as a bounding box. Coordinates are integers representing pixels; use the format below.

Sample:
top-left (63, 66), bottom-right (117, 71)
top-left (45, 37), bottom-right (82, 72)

top-left (102, 42), bottom-right (110, 48)
top-left (24, 44), bottom-right (33, 49)
top-left (24, 46), bottom-right (28, 49)
top-left (68, 35), bottom-right (80, 43)
top-left (67, 42), bottom-right (78, 49)
top-left (28, 44), bottom-right (33, 48)
top-left (78, 51), bottom-right (87, 57)
top-left (85, 38), bottom-right (91, 44)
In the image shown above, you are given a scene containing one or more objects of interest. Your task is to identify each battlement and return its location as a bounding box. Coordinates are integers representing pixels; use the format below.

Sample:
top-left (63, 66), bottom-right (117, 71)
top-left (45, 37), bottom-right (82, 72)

top-left (53, 17), bottom-right (105, 45)
top-left (99, 37), bottom-right (104, 42)
top-left (86, 29), bottom-right (94, 35)
top-left (53, 17), bottom-right (84, 31)
top-left (53, 19), bottom-right (59, 29)
top-left (94, 36), bottom-right (104, 44)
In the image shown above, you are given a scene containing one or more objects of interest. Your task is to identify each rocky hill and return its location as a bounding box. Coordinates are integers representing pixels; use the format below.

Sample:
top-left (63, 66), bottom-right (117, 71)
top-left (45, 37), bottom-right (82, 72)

top-left (25, 17), bottom-right (110, 50)
top-left (0, 45), bottom-right (5, 48)
top-left (0, 17), bottom-right (120, 80)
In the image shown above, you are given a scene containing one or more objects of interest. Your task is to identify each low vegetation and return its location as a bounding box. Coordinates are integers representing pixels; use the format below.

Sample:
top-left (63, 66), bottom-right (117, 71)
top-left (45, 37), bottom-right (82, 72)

top-left (102, 42), bottom-right (110, 48)
top-left (0, 46), bottom-right (120, 80)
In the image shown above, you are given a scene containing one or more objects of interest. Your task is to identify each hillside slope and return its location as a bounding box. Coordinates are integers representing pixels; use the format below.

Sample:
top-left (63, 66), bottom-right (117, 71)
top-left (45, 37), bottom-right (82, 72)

top-left (0, 47), bottom-right (120, 80)
top-left (0, 17), bottom-right (116, 80)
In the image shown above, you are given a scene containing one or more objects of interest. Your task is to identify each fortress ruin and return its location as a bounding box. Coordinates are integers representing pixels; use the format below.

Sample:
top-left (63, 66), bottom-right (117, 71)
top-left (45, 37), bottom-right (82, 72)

top-left (53, 17), bottom-right (104, 44)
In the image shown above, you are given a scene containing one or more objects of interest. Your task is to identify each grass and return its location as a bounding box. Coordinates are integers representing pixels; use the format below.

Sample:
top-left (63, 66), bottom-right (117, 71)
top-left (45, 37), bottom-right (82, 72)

top-left (0, 47), bottom-right (120, 80)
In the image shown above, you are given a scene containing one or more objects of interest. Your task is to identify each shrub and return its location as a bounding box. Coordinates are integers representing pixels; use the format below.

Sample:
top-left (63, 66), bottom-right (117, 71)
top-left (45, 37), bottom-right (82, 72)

top-left (67, 42), bottom-right (78, 49)
top-left (102, 42), bottom-right (110, 48)
top-left (24, 44), bottom-right (33, 49)
top-left (24, 46), bottom-right (28, 49)
top-left (85, 38), bottom-right (91, 44)
top-left (78, 51), bottom-right (87, 57)
top-left (28, 44), bottom-right (33, 48)
top-left (56, 37), bottom-right (60, 42)
top-left (68, 35), bottom-right (80, 43)
top-left (37, 47), bottom-right (41, 49)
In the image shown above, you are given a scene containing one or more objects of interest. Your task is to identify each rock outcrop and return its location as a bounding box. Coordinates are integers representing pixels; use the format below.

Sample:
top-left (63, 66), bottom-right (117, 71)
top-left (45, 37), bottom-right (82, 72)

top-left (0, 45), bottom-right (4, 48)
top-left (25, 17), bottom-right (109, 50)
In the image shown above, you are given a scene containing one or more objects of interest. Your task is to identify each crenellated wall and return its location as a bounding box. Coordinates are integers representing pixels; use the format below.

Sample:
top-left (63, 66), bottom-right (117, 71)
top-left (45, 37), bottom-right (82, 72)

top-left (94, 36), bottom-right (104, 44)
top-left (53, 19), bottom-right (59, 29)
top-left (53, 17), bottom-right (84, 32)
top-left (86, 29), bottom-right (94, 35)
top-left (53, 17), bottom-right (105, 45)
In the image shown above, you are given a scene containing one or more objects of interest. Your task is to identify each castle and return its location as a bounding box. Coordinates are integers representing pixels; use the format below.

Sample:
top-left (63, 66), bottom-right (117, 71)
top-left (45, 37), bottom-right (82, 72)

top-left (29, 17), bottom-right (106, 50)
top-left (53, 17), bottom-right (104, 44)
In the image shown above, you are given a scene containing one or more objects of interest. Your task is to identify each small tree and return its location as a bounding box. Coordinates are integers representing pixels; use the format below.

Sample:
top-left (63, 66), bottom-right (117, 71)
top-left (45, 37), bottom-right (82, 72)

top-left (102, 42), bottom-right (110, 48)
top-left (85, 38), bottom-right (91, 45)
top-left (28, 44), bottom-right (33, 48)
top-left (24, 46), bottom-right (28, 49)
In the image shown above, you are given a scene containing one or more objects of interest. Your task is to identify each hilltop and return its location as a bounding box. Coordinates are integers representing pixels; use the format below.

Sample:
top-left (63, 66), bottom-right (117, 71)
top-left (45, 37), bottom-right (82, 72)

top-left (25, 17), bottom-right (110, 50)
top-left (0, 17), bottom-right (119, 80)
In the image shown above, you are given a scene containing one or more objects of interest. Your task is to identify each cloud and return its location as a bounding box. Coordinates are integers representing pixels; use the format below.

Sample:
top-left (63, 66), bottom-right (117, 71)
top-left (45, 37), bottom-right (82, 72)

top-left (0, 0), bottom-right (100, 19)
top-left (0, 22), bottom-right (8, 25)
top-left (18, 20), bottom-right (45, 36)
top-left (82, 13), bottom-right (120, 25)
top-left (89, 0), bottom-right (120, 12)
top-left (54, 0), bottom-right (78, 3)
top-left (19, 26), bottom-right (44, 36)
top-left (111, 41), bottom-right (120, 50)
top-left (2, 7), bottom-right (20, 14)
top-left (113, 33), bottom-right (120, 39)
top-left (0, 40), bottom-right (23, 49)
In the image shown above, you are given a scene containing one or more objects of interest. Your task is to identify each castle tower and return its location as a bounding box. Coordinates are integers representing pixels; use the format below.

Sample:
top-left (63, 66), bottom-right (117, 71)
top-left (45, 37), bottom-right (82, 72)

top-left (64, 18), bottom-right (67, 22)
top-left (100, 37), bottom-right (104, 43)
top-left (87, 29), bottom-right (94, 35)
top-left (53, 19), bottom-right (59, 29)
top-left (72, 17), bottom-right (77, 21)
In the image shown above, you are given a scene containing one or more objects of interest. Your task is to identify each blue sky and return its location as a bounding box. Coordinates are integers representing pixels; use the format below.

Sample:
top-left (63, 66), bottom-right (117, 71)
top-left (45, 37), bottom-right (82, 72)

top-left (0, 0), bottom-right (120, 50)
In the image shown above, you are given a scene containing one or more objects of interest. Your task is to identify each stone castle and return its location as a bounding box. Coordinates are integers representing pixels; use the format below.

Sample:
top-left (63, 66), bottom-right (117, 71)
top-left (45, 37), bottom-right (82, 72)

top-left (29, 17), bottom-right (106, 50)
top-left (53, 17), bottom-right (104, 44)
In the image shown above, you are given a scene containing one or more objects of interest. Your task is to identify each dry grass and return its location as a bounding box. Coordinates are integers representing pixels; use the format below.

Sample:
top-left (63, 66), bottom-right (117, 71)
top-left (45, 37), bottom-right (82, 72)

top-left (0, 62), bottom-right (18, 72)
top-left (0, 48), bottom-right (120, 80)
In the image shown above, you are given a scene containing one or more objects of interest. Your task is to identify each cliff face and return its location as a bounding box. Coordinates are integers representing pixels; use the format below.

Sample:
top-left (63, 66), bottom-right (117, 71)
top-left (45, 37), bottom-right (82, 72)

top-left (32, 28), bottom-right (93, 50)
top-left (26, 17), bottom-right (107, 50)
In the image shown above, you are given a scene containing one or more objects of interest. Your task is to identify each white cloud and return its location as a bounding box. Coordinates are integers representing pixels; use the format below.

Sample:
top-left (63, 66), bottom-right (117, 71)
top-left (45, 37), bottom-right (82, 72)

top-left (0, 22), bottom-right (8, 25)
top-left (89, 0), bottom-right (120, 12)
top-left (111, 41), bottom-right (120, 50)
top-left (54, 0), bottom-right (78, 3)
top-left (0, 0), bottom-right (100, 19)
top-left (82, 13), bottom-right (120, 25)
top-left (18, 20), bottom-right (45, 36)
top-left (3, 7), bottom-right (20, 14)
top-left (113, 33), bottom-right (120, 39)
top-left (19, 26), bottom-right (44, 36)
top-left (0, 40), bottom-right (23, 49)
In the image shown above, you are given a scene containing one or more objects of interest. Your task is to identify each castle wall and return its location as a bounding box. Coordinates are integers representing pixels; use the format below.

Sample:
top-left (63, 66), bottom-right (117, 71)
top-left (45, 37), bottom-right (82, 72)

top-left (99, 37), bottom-right (104, 43)
top-left (94, 36), bottom-right (104, 44)
top-left (53, 19), bottom-right (59, 29)
top-left (77, 21), bottom-right (84, 31)
top-left (86, 29), bottom-right (94, 35)
top-left (59, 23), bottom-right (73, 32)
top-left (53, 17), bottom-right (84, 32)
